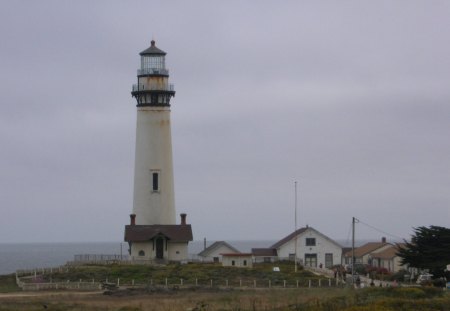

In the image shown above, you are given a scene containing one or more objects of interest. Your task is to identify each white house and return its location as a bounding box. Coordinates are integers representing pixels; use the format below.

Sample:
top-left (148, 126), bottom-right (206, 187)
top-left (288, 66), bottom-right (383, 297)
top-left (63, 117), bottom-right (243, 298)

top-left (198, 241), bottom-right (240, 262)
top-left (343, 238), bottom-right (392, 265)
top-left (125, 214), bottom-right (192, 263)
top-left (271, 226), bottom-right (343, 268)
top-left (370, 244), bottom-right (406, 273)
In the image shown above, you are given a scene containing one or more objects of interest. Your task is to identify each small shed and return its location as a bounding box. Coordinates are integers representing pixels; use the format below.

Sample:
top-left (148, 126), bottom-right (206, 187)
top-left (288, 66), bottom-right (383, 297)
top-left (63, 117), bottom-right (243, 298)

top-left (222, 253), bottom-right (253, 268)
top-left (197, 241), bottom-right (240, 262)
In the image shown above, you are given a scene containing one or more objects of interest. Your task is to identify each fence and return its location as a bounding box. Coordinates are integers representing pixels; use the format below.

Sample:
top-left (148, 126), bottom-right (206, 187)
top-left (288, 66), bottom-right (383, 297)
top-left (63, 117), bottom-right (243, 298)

top-left (15, 258), bottom-right (346, 291)
top-left (70, 254), bottom-right (130, 265)
top-left (16, 271), bottom-right (345, 291)
top-left (19, 281), bottom-right (102, 291)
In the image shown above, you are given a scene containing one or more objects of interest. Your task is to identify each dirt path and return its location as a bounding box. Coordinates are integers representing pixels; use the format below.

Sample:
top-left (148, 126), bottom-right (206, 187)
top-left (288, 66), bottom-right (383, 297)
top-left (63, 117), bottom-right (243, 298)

top-left (0, 290), bottom-right (103, 298)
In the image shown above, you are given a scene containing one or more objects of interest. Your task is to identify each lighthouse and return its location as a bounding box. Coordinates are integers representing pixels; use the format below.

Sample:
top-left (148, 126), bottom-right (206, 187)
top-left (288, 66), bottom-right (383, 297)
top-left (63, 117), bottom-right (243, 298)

top-left (131, 40), bottom-right (176, 225)
top-left (125, 40), bottom-right (192, 262)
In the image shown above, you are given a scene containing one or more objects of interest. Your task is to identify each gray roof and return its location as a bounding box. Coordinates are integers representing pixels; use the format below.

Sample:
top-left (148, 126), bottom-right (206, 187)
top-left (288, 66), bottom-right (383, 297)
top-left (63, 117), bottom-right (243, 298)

top-left (140, 40), bottom-right (166, 56)
top-left (251, 248), bottom-right (278, 257)
top-left (271, 227), bottom-right (308, 249)
top-left (271, 226), bottom-right (342, 250)
top-left (198, 241), bottom-right (240, 257)
top-left (124, 224), bottom-right (192, 242)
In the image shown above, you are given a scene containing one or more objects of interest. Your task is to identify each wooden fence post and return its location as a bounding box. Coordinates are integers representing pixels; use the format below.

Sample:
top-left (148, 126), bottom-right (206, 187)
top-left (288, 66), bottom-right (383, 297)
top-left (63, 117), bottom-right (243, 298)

top-left (319, 279), bottom-right (321, 287)
top-left (283, 280), bottom-right (286, 288)
top-left (308, 279), bottom-right (311, 288)
top-left (296, 280), bottom-right (299, 288)
top-left (329, 279), bottom-right (331, 286)
top-left (253, 280), bottom-right (256, 288)
top-left (165, 278), bottom-right (168, 287)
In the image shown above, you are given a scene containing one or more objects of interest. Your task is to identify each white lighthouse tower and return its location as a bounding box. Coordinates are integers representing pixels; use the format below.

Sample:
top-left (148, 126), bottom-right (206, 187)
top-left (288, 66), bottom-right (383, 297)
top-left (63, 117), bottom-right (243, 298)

top-left (131, 40), bottom-right (176, 225)
top-left (125, 40), bottom-right (192, 262)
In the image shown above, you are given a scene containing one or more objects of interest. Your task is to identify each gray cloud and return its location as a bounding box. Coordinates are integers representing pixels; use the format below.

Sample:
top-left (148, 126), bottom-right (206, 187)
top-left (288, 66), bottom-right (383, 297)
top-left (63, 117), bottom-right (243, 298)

top-left (0, 0), bottom-right (449, 243)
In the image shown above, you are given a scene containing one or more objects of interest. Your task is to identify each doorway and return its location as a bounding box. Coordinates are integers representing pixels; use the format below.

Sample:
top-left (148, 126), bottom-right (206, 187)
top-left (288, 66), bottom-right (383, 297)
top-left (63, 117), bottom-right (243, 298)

top-left (304, 254), bottom-right (317, 267)
top-left (156, 238), bottom-right (164, 259)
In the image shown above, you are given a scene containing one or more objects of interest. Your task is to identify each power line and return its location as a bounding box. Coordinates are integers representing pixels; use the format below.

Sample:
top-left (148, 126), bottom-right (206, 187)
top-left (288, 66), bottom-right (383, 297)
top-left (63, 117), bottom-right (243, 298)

top-left (356, 218), bottom-right (404, 240)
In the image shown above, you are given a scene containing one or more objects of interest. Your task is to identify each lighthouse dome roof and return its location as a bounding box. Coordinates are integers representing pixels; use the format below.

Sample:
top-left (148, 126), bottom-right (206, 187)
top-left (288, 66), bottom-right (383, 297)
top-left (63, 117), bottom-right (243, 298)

top-left (139, 40), bottom-right (166, 56)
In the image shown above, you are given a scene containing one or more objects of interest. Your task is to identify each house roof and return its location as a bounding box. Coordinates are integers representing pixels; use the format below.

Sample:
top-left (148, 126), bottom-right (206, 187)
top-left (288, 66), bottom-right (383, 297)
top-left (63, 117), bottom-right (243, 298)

top-left (344, 242), bottom-right (390, 258)
top-left (140, 40), bottom-right (167, 56)
top-left (124, 224), bottom-right (193, 242)
top-left (342, 247), bottom-right (352, 256)
top-left (371, 244), bottom-right (405, 260)
top-left (271, 227), bottom-right (308, 249)
top-left (252, 248), bottom-right (278, 257)
top-left (271, 226), bottom-right (342, 250)
top-left (198, 241), bottom-right (240, 257)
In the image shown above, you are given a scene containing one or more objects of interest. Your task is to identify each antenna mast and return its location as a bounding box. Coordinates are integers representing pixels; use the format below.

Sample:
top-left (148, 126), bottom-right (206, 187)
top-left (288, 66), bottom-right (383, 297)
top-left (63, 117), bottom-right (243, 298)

top-left (294, 180), bottom-right (298, 272)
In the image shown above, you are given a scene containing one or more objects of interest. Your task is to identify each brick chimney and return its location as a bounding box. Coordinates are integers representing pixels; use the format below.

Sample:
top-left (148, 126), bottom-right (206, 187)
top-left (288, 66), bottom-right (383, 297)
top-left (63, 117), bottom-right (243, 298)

top-left (180, 213), bottom-right (187, 225)
top-left (381, 237), bottom-right (386, 243)
top-left (130, 214), bottom-right (136, 226)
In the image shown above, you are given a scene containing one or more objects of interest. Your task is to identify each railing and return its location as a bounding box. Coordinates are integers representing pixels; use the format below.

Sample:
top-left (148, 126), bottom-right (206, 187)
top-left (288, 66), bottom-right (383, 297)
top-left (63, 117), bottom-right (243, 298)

top-left (73, 254), bottom-right (130, 262)
top-left (132, 84), bottom-right (175, 92)
top-left (20, 281), bottom-right (102, 291)
top-left (137, 68), bottom-right (169, 75)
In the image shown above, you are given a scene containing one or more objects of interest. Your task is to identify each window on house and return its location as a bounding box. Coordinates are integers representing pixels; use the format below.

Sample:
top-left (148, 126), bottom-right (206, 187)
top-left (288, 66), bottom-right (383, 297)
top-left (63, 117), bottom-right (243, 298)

top-left (231, 260), bottom-right (235, 266)
top-left (325, 253), bottom-right (333, 268)
top-left (243, 260), bottom-right (247, 266)
top-left (152, 172), bottom-right (159, 191)
top-left (306, 238), bottom-right (316, 246)
top-left (304, 254), bottom-right (317, 267)
top-left (138, 250), bottom-right (145, 256)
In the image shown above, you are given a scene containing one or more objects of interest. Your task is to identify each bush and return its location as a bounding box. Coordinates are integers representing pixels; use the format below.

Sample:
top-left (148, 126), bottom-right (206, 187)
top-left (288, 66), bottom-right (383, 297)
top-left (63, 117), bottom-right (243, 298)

top-left (432, 277), bottom-right (447, 288)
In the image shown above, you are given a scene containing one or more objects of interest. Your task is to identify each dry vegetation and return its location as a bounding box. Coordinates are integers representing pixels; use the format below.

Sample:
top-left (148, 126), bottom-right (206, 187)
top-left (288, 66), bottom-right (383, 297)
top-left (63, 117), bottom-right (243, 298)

top-left (0, 288), bottom-right (349, 311)
top-left (2, 263), bottom-right (449, 310)
top-left (0, 287), bottom-right (449, 311)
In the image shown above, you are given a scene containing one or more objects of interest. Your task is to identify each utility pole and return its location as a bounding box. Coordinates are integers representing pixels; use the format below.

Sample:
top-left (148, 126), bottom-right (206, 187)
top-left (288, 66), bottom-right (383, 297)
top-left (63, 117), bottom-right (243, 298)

top-left (352, 217), bottom-right (356, 284)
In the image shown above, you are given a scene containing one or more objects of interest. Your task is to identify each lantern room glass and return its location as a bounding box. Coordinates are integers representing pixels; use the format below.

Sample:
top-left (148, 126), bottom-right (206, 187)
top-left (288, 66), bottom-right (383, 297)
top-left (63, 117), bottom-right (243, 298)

top-left (141, 55), bottom-right (165, 70)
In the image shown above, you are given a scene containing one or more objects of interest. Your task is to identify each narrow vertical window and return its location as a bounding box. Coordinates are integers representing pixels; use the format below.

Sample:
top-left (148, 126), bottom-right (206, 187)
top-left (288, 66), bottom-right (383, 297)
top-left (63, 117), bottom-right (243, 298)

top-left (152, 172), bottom-right (159, 191)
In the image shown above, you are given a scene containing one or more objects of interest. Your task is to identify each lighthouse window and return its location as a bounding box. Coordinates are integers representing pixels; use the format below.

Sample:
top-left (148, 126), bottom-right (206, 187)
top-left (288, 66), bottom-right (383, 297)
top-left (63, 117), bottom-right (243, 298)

top-left (152, 172), bottom-right (159, 191)
top-left (141, 56), bottom-right (165, 70)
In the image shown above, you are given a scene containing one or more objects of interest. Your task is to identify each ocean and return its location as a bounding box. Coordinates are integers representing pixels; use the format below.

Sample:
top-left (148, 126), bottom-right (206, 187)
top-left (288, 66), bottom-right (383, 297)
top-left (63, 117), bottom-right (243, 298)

top-left (0, 240), bottom-right (277, 275)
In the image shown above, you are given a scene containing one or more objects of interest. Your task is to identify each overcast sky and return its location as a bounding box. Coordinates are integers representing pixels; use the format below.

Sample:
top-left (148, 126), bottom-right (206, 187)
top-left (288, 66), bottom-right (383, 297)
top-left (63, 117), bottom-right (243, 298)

top-left (1, 1), bottom-right (449, 244)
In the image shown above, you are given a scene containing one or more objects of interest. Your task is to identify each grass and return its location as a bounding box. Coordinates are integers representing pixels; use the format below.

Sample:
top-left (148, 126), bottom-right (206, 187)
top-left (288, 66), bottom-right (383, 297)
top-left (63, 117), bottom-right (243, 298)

top-left (4, 263), bottom-right (449, 310)
top-left (32, 262), bottom-right (325, 287)
top-left (0, 274), bottom-right (20, 293)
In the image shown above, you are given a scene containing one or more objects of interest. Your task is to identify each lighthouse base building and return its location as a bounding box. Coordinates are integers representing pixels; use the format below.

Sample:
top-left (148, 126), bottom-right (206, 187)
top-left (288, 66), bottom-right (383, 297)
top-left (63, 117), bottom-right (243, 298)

top-left (124, 40), bottom-right (192, 263)
top-left (125, 214), bottom-right (192, 263)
